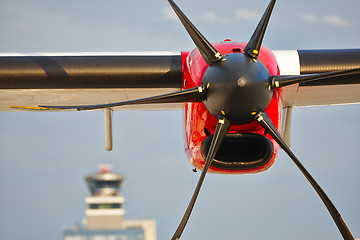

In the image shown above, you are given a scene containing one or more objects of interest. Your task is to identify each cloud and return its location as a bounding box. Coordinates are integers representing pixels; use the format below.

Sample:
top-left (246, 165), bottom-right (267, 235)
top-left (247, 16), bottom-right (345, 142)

top-left (162, 6), bottom-right (178, 21)
top-left (297, 12), bottom-right (351, 28)
top-left (234, 9), bottom-right (261, 21)
top-left (322, 15), bottom-right (351, 28)
top-left (198, 11), bottom-right (229, 24)
top-left (297, 13), bottom-right (318, 24)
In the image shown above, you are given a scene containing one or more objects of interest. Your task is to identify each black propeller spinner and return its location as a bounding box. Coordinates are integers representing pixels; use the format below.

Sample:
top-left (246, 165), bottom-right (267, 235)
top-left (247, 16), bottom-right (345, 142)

top-left (202, 53), bottom-right (273, 124)
top-left (33, 0), bottom-right (359, 239)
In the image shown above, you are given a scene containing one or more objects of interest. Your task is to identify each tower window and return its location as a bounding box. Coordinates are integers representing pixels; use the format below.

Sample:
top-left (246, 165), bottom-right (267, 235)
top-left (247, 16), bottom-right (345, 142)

top-left (89, 203), bottom-right (122, 209)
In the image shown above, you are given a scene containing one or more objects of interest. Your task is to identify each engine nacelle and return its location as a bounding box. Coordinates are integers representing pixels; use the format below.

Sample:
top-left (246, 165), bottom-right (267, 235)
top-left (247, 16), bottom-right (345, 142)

top-left (182, 41), bottom-right (282, 174)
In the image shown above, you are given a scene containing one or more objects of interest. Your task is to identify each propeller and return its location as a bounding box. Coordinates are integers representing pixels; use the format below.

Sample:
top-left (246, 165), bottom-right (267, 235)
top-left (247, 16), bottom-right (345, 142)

top-left (254, 111), bottom-right (354, 240)
top-left (168, 0), bottom-right (223, 65)
top-left (13, 0), bottom-right (358, 239)
top-left (171, 116), bottom-right (230, 240)
top-left (244, 0), bottom-right (276, 59)
top-left (271, 68), bottom-right (360, 88)
top-left (30, 85), bottom-right (207, 111)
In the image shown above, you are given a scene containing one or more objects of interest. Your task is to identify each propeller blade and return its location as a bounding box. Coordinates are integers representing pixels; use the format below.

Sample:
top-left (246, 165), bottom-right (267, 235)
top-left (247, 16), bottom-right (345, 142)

top-left (244, 0), bottom-right (276, 59)
top-left (168, 0), bottom-right (223, 65)
top-left (254, 111), bottom-right (354, 240)
top-left (36, 85), bottom-right (206, 111)
top-left (272, 68), bottom-right (360, 88)
top-left (171, 116), bottom-right (231, 240)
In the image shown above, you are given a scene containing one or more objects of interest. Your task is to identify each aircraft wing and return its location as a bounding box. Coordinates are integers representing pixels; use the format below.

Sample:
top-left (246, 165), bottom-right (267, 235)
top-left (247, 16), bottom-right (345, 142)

top-left (0, 52), bottom-right (184, 111)
top-left (1, 49), bottom-right (360, 111)
top-left (274, 49), bottom-right (360, 107)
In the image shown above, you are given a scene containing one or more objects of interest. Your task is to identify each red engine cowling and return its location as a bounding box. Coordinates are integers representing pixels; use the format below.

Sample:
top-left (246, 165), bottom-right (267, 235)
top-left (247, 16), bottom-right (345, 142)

top-left (182, 41), bottom-right (283, 174)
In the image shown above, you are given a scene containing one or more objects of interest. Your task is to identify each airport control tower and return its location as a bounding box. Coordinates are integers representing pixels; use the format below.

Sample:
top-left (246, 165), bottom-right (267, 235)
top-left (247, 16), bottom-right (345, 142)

top-left (85, 164), bottom-right (126, 229)
top-left (63, 165), bottom-right (156, 240)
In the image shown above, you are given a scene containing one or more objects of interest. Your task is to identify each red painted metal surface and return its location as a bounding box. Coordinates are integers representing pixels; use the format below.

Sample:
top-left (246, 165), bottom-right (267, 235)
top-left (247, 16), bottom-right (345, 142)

top-left (181, 41), bottom-right (283, 174)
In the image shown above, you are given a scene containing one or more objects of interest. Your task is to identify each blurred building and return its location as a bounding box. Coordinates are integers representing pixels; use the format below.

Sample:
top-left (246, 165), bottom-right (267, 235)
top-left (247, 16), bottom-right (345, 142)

top-left (63, 165), bottom-right (157, 240)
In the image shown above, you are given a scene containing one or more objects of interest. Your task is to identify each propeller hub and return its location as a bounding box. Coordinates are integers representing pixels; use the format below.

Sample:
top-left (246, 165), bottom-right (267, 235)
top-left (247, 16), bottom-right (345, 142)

top-left (202, 53), bottom-right (273, 124)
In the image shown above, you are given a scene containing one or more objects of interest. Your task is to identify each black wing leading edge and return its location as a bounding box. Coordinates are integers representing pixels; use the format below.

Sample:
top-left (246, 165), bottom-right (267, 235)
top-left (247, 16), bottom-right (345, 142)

top-left (0, 54), bottom-right (183, 89)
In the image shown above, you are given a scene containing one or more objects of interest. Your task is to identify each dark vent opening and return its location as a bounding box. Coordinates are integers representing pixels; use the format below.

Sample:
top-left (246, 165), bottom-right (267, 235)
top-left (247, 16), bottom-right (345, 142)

top-left (201, 133), bottom-right (273, 170)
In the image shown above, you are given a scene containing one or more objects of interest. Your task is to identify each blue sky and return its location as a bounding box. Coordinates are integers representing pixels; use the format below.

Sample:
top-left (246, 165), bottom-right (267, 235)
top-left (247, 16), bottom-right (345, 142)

top-left (0, 0), bottom-right (359, 240)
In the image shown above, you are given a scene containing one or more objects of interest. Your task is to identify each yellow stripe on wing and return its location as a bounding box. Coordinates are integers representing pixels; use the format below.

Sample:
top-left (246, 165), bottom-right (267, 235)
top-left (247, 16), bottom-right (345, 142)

top-left (11, 106), bottom-right (62, 110)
